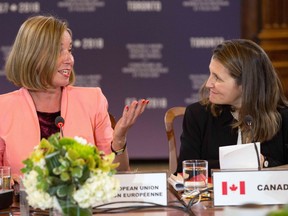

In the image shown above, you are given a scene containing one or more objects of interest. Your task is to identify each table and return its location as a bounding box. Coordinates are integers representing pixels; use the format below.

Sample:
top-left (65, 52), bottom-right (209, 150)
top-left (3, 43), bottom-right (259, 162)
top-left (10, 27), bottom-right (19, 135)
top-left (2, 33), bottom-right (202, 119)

top-left (0, 186), bottom-right (283, 216)
top-left (1, 189), bottom-right (191, 216)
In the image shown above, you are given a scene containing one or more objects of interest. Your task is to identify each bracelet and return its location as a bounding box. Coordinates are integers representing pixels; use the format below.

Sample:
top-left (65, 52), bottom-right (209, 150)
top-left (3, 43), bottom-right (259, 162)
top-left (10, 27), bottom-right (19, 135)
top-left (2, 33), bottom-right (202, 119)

top-left (111, 142), bottom-right (127, 155)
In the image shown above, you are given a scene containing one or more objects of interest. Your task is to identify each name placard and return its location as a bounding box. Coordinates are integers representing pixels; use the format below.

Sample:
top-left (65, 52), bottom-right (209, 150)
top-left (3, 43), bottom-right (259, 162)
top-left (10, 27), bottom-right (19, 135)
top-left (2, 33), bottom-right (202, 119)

top-left (213, 169), bottom-right (288, 206)
top-left (101, 172), bottom-right (167, 208)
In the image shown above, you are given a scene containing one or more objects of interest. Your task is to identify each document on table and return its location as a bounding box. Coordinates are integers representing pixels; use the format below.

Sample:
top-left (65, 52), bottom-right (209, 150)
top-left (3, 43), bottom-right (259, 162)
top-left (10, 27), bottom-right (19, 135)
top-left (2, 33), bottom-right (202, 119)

top-left (219, 142), bottom-right (261, 169)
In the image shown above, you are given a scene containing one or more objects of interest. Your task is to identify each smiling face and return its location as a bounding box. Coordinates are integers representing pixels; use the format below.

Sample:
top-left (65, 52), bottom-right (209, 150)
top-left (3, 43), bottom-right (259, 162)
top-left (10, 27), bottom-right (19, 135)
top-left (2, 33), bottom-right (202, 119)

top-left (51, 30), bottom-right (74, 88)
top-left (206, 57), bottom-right (242, 109)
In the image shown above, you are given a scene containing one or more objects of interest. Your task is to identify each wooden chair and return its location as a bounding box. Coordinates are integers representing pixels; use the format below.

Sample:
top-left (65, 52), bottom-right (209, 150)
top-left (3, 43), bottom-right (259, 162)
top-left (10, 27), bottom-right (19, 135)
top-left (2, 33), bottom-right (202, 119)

top-left (164, 106), bottom-right (186, 175)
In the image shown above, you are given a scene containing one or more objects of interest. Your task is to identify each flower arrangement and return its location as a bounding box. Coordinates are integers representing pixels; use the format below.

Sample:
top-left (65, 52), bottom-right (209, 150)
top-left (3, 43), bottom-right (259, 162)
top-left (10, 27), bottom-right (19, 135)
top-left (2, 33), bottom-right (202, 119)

top-left (21, 133), bottom-right (120, 215)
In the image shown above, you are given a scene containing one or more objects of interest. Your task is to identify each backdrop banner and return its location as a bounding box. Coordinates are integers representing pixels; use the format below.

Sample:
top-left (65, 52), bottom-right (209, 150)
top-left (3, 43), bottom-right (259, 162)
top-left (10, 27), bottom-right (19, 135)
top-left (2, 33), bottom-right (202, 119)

top-left (0, 0), bottom-right (240, 159)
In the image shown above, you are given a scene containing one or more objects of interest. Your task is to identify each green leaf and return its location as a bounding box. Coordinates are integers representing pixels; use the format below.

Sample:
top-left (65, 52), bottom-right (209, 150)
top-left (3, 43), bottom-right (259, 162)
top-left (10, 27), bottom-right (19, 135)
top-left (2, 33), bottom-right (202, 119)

top-left (21, 159), bottom-right (33, 173)
top-left (59, 158), bottom-right (70, 169)
top-left (78, 165), bottom-right (90, 184)
top-left (39, 138), bottom-right (55, 154)
top-left (66, 184), bottom-right (75, 197)
top-left (71, 166), bottom-right (83, 178)
top-left (67, 149), bottom-right (80, 161)
top-left (60, 172), bottom-right (71, 181)
top-left (45, 151), bottom-right (61, 174)
top-left (267, 211), bottom-right (288, 216)
top-left (34, 166), bottom-right (44, 175)
top-left (268, 205), bottom-right (288, 216)
top-left (48, 133), bottom-right (61, 149)
top-left (36, 179), bottom-right (49, 191)
top-left (53, 163), bottom-right (69, 175)
top-left (20, 167), bottom-right (29, 174)
top-left (49, 175), bottom-right (63, 183)
top-left (56, 184), bottom-right (75, 198)
top-left (71, 158), bottom-right (85, 167)
top-left (56, 185), bottom-right (69, 197)
top-left (86, 155), bottom-right (96, 169)
top-left (48, 185), bottom-right (58, 196)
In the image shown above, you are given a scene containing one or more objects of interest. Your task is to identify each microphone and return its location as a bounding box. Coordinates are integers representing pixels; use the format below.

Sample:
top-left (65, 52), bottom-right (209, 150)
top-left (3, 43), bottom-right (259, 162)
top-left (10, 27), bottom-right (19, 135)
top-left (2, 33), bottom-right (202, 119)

top-left (244, 115), bottom-right (261, 170)
top-left (55, 116), bottom-right (65, 138)
top-left (244, 115), bottom-right (253, 127)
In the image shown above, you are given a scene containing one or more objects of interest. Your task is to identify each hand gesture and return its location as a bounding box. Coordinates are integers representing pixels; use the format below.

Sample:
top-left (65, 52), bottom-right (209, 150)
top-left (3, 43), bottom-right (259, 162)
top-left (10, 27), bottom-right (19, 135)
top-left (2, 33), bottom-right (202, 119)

top-left (114, 99), bottom-right (149, 139)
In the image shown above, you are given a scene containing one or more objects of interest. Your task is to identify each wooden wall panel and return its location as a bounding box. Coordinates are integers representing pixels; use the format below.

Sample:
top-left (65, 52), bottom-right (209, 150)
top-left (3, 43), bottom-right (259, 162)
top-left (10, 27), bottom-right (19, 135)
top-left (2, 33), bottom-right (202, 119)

top-left (242, 0), bottom-right (288, 95)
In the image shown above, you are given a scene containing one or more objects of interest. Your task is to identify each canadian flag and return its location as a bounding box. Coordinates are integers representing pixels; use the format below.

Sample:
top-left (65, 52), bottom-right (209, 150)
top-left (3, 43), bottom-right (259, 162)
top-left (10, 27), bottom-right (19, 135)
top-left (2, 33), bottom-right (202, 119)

top-left (222, 181), bottom-right (246, 195)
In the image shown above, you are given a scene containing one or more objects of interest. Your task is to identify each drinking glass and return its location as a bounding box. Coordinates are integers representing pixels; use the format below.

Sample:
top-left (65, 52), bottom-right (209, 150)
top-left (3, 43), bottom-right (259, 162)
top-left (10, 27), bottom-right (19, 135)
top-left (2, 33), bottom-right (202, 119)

top-left (182, 160), bottom-right (208, 196)
top-left (0, 166), bottom-right (11, 191)
top-left (20, 177), bottom-right (30, 215)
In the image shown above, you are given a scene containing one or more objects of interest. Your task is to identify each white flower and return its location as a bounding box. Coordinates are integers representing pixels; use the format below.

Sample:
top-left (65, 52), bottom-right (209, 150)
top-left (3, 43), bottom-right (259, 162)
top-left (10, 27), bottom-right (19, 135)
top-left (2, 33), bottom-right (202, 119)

top-left (74, 136), bottom-right (88, 145)
top-left (33, 158), bottom-right (46, 169)
top-left (74, 136), bottom-right (95, 146)
top-left (73, 170), bottom-right (120, 208)
top-left (22, 170), bottom-right (53, 210)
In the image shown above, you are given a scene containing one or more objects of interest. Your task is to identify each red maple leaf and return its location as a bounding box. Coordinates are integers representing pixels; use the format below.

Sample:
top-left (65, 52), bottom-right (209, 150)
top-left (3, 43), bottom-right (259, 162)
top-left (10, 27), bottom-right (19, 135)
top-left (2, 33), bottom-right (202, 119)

top-left (230, 184), bottom-right (238, 191)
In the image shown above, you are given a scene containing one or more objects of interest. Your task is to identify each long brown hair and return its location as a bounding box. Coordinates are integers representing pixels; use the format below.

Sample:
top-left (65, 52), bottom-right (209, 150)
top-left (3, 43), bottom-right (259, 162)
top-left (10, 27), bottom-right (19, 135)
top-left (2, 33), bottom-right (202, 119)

top-left (200, 39), bottom-right (288, 142)
top-left (5, 15), bottom-right (75, 90)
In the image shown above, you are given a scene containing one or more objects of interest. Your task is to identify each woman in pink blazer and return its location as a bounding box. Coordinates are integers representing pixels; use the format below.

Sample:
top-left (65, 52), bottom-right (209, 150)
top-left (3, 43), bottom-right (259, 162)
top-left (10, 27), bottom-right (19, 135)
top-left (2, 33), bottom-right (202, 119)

top-left (0, 15), bottom-right (148, 179)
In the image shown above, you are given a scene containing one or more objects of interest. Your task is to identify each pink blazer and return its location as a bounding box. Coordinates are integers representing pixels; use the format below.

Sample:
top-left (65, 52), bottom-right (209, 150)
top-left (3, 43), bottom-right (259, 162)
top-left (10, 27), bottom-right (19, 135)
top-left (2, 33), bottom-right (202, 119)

top-left (0, 86), bottom-right (113, 177)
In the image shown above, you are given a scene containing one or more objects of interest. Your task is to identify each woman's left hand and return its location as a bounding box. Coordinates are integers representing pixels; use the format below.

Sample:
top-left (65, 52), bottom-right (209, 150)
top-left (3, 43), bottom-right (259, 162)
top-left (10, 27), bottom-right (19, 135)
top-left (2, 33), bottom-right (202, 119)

top-left (114, 99), bottom-right (149, 139)
top-left (112, 99), bottom-right (149, 171)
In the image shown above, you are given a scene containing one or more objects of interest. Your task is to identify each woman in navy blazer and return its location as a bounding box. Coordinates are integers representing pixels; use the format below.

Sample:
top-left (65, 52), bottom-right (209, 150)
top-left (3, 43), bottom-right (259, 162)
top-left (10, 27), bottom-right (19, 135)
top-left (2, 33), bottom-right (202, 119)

top-left (177, 39), bottom-right (288, 175)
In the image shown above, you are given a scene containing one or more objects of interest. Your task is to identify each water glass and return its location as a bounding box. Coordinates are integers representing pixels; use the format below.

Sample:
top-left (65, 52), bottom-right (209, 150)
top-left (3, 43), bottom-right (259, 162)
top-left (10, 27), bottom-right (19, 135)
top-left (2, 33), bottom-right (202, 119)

top-left (0, 166), bottom-right (11, 190)
top-left (20, 177), bottom-right (30, 215)
top-left (182, 160), bottom-right (208, 195)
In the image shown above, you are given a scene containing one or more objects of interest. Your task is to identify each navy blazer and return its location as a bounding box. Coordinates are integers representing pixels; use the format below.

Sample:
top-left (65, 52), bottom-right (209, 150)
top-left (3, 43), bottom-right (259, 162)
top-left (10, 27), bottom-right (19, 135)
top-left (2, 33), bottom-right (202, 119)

top-left (176, 102), bottom-right (288, 175)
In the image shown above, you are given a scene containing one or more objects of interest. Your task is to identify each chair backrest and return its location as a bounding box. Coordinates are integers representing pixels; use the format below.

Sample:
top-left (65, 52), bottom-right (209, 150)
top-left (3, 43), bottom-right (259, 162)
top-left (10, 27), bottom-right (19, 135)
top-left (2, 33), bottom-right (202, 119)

top-left (164, 106), bottom-right (186, 175)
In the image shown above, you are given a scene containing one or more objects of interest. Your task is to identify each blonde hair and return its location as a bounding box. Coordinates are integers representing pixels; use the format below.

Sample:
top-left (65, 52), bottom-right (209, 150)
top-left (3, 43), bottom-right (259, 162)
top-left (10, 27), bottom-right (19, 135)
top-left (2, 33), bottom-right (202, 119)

top-left (5, 15), bottom-right (75, 90)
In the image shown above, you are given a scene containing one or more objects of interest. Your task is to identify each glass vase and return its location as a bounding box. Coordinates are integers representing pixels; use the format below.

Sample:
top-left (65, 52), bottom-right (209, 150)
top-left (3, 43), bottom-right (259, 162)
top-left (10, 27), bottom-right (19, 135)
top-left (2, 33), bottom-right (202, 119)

top-left (50, 199), bottom-right (92, 216)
